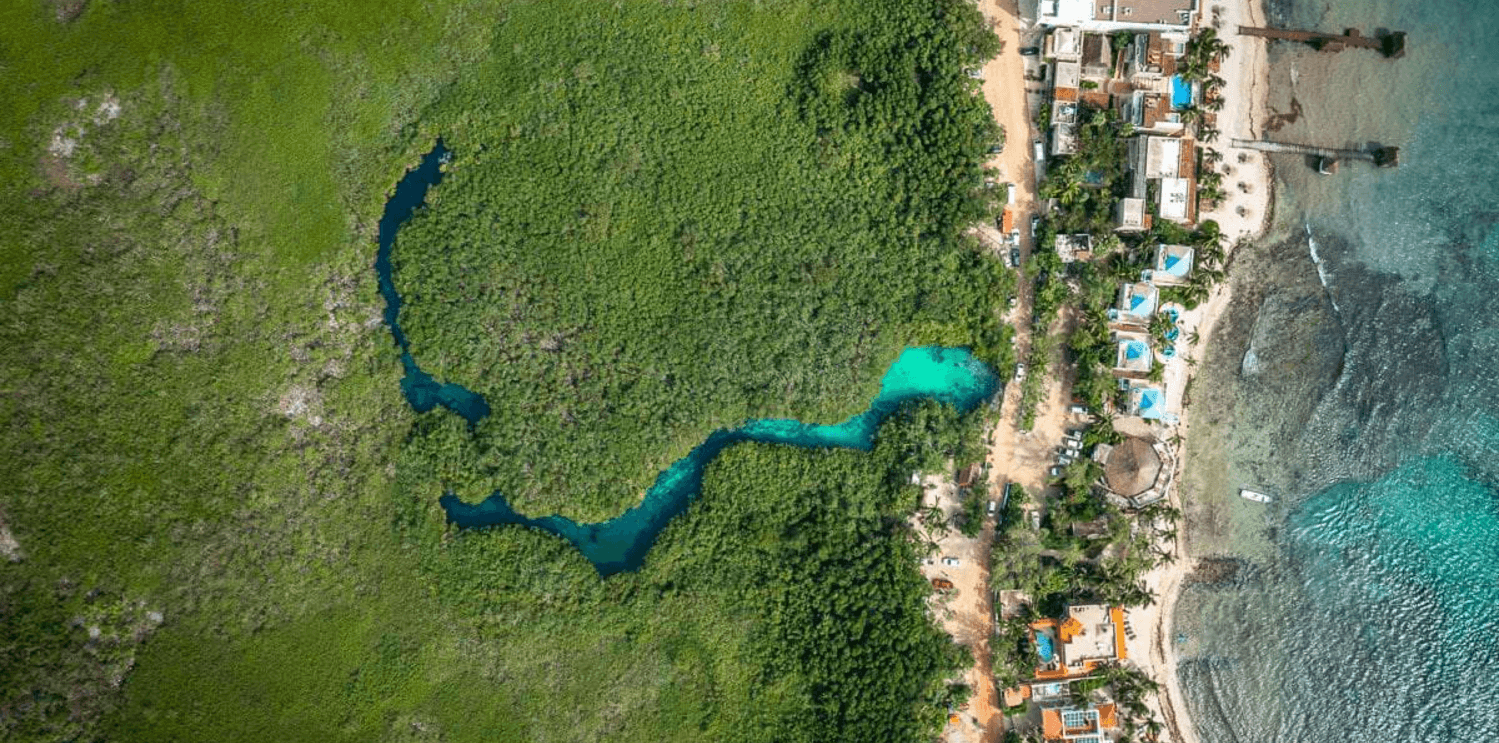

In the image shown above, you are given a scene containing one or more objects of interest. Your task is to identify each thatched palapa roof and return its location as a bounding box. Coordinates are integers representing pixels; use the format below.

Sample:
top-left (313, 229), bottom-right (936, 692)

top-left (1103, 436), bottom-right (1162, 497)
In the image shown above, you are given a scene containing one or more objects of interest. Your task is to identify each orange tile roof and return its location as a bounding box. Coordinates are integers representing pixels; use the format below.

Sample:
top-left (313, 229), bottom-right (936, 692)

top-left (1059, 616), bottom-right (1084, 642)
top-left (1098, 703), bottom-right (1119, 729)
top-left (1110, 606), bottom-right (1128, 660)
top-left (1002, 209), bottom-right (1015, 233)
top-left (1055, 87), bottom-right (1079, 102)
top-left (1042, 709), bottom-right (1064, 740)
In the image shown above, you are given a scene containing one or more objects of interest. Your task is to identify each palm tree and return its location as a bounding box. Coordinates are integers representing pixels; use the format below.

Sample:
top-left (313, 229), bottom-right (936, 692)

top-left (1057, 177), bottom-right (1087, 207)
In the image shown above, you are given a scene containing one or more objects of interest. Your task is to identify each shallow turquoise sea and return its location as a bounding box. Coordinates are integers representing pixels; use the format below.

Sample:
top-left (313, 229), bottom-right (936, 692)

top-left (1181, 0), bottom-right (1499, 739)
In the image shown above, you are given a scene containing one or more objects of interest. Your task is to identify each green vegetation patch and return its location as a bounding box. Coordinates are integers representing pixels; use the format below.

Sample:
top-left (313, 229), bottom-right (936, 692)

top-left (1, 0), bottom-right (1011, 740)
top-left (103, 402), bottom-right (981, 743)
top-left (393, 0), bottom-right (1007, 520)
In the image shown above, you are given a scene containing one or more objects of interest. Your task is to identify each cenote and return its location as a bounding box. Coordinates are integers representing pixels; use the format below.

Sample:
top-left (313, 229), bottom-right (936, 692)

top-left (378, 144), bottom-right (999, 575)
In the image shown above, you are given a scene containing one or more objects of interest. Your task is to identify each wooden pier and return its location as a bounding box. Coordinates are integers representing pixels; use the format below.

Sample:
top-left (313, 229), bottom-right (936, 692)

top-left (1230, 138), bottom-right (1400, 168)
top-left (1238, 26), bottom-right (1406, 59)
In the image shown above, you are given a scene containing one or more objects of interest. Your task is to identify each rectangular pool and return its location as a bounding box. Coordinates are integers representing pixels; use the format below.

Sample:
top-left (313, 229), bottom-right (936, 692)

top-left (1171, 75), bottom-right (1194, 109)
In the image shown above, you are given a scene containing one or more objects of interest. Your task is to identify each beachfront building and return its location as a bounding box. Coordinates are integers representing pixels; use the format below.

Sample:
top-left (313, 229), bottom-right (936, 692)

top-left (1056, 234), bottom-right (1094, 263)
top-left (1114, 281), bottom-right (1158, 324)
top-left (1124, 31), bottom-right (1188, 81)
top-left (1030, 604), bottom-right (1129, 680)
top-left (1041, 703), bottom-right (1120, 743)
top-left (1128, 135), bottom-right (1198, 226)
top-left (1161, 176), bottom-right (1191, 223)
top-left (1112, 332), bottom-right (1153, 375)
top-left (1093, 435), bottom-right (1174, 508)
top-left (1126, 383), bottom-right (1173, 422)
top-left (1039, 0), bottom-right (1197, 31)
top-left (1119, 88), bottom-right (1185, 135)
top-left (1118, 32), bottom-right (1192, 135)
top-left (1148, 243), bottom-right (1195, 285)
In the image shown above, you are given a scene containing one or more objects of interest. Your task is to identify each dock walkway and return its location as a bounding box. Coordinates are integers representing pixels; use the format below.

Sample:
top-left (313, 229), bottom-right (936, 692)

top-left (1238, 25), bottom-right (1406, 58)
top-left (1229, 138), bottom-right (1400, 168)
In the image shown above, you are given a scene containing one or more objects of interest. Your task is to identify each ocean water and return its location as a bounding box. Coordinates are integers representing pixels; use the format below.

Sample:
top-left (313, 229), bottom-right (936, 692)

top-left (1177, 0), bottom-right (1499, 740)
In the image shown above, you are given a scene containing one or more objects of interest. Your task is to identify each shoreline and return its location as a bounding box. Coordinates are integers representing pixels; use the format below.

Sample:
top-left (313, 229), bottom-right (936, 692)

top-left (1144, 0), bottom-right (1275, 741)
top-left (962, 0), bottom-right (1273, 740)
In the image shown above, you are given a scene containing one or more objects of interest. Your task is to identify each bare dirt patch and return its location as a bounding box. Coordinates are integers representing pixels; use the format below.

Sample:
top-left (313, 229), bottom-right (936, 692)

top-left (50, 0), bottom-right (88, 23)
top-left (0, 509), bottom-right (23, 562)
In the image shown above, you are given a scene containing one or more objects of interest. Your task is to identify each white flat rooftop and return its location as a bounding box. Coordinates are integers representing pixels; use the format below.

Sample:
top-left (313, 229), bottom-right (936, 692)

top-left (1160, 176), bottom-right (1189, 222)
top-left (1145, 136), bottom-right (1182, 179)
top-left (1041, 0), bottom-right (1095, 25)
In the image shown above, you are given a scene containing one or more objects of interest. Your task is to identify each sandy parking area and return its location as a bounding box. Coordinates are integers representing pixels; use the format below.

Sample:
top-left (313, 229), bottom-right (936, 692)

top-left (915, 476), bottom-right (998, 743)
top-left (978, 0), bottom-right (1037, 219)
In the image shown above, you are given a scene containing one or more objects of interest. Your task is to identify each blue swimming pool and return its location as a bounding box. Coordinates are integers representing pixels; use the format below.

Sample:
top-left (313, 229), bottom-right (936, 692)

top-left (1171, 75), bottom-right (1193, 109)
top-left (1036, 633), bottom-right (1056, 663)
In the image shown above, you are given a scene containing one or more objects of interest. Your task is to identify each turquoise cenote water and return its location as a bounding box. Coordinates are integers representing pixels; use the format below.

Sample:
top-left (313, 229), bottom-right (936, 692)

top-left (376, 146), bottom-right (997, 575)
top-left (1178, 0), bottom-right (1499, 739)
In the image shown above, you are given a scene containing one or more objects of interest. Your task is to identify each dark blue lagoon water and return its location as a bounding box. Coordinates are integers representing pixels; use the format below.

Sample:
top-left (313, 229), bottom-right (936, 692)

top-left (443, 346), bottom-right (996, 574)
top-left (1178, 0), bottom-right (1499, 739)
top-left (377, 145), bottom-right (998, 575)
top-left (375, 141), bottom-right (490, 424)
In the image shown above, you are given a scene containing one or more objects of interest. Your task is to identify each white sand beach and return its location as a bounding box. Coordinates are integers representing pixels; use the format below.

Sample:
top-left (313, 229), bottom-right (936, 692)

top-left (1144, 2), bottom-right (1275, 742)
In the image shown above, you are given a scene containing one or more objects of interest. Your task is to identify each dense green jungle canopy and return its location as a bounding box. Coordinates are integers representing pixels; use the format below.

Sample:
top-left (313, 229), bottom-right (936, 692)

top-left (396, 0), bottom-right (1010, 520)
top-left (0, 0), bottom-right (1008, 741)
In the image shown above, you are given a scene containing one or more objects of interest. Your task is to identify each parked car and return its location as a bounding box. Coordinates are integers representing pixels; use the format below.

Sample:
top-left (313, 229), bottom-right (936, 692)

top-left (989, 143), bottom-right (1004, 155)
top-left (1030, 214), bottom-right (1041, 235)
top-left (1069, 404), bottom-right (1090, 415)
top-left (941, 557), bottom-right (961, 567)
top-left (987, 500), bottom-right (998, 515)
top-left (1010, 247), bottom-right (1021, 266)
top-left (1010, 228), bottom-right (1022, 245)
top-left (1048, 466), bottom-right (1064, 477)
top-left (1014, 362), bottom-right (1026, 381)
top-left (1019, 46), bottom-right (1041, 56)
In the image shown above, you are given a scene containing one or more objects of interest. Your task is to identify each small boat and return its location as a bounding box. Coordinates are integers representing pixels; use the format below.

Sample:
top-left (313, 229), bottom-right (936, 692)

top-left (1239, 488), bottom-right (1274, 503)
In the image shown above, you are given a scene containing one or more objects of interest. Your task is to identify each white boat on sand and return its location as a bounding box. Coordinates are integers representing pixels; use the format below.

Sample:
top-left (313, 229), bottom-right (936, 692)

top-left (1239, 488), bottom-right (1274, 503)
